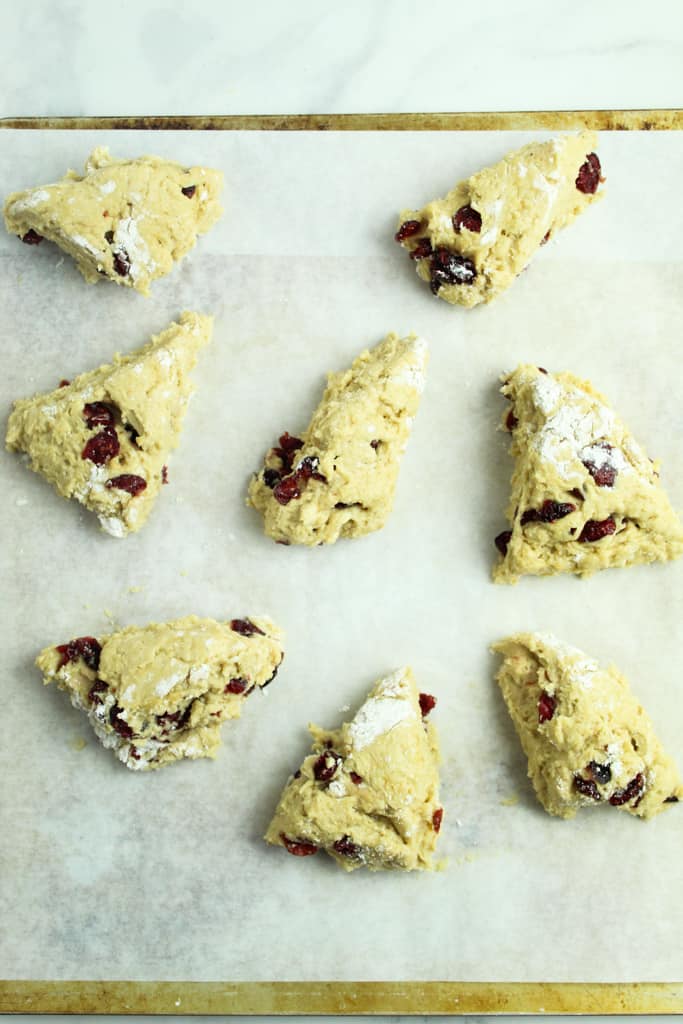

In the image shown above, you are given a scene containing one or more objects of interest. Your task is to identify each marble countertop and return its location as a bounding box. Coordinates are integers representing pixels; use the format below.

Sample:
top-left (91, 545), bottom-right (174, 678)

top-left (2, 2), bottom-right (682, 1023)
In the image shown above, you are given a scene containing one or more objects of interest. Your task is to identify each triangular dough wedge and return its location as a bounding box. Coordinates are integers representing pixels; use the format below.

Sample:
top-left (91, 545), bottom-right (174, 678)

top-left (6, 311), bottom-right (211, 537)
top-left (36, 615), bottom-right (284, 771)
top-left (4, 147), bottom-right (223, 294)
top-left (248, 333), bottom-right (428, 545)
top-left (395, 131), bottom-right (603, 307)
top-left (493, 632), bottom-right (682, 819)
top-left (265, 667), bottom-right (442, 871)
top-left (493, 364), bottom-right (683, 582)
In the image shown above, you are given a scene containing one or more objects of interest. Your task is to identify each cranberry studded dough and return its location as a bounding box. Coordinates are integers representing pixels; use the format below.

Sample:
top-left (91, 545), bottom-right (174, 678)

top-left (248, 333), bottom-right (428, 545)
top-left (3, 147), bottom-right (223, 295)
top-left (6, 312), bottom-right (211, 538)
top-left (493, 632), bottom-right (683, 819)
top-left (395, 132), bottom-right (603, 307)
top-left (35, 616), bottom-right (284, 771)
top-left (265, 667), bottom-right (443, 871)
top-left (494, 364), bottom-right (683, 582)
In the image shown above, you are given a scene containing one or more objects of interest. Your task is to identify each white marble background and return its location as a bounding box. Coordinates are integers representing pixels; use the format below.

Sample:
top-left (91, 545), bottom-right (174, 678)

top-left (2, 2), bottom-right (682, 1023)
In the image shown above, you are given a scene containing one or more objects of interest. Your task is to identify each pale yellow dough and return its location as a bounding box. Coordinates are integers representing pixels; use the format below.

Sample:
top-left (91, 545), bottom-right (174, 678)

top-left (265, 667), bottom-right (442, 871)
top-left (396, 131), bottom-right (603, 307)
top-left (6, 312), bottom-right (212, 538)
top-left (36, 615), bottom-right (284, 771)
top-left (493, 632), bottom-right (683, 819)
top-left (248, 333), bottom-right (428, 545)
top-left (3, 147), bottom-right (223, 295)
top-left (494, 364), bottom-right (683, 582)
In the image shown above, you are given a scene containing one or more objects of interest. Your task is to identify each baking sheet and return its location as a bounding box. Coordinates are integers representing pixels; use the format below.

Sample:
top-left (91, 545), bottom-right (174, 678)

top-left (1, 124), bottom-right (682, 995)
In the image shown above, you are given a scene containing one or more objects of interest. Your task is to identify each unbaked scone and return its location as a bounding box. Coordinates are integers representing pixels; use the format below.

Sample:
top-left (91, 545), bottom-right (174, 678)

top-left (395, 132), bottom-right (603, 307)
top-left (265, 667), bottom-right (442, 871)
top-left (493, 364), bottom-right (683, 582)
top-left (6, 312), bottom-right (211, 537)
top-left (493, 632), bottom-right (682, 819)
top-left (248, 333), bottom-right (428, 545)
top-left (3, 147), bottom-right (223, 295)
top-left (36, 616), bottom-right (284, 771)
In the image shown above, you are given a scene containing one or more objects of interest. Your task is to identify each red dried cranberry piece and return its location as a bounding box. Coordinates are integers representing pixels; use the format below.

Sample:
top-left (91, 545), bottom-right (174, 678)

top-left (609, 773), bottom-right (645, 807)
top-left (104, 229), bottom-right (115, 244)
top-left (298, 455), bottom-right (327, 483)
top-left (313, 750), bottom-right (341, 782)
top-left (156, 708), bottom-right (190, 733)
top-left (578, 517), bottom-right (616, 543)
top-left (181, 185), bottom-right (196, 198)
top-left (333, 835), bottom-right (360, 858)
top-left (82, 425), bottom-right (120, 465)
top-left (124, 423), bottom-right (141, 447)
top-left (574, 774), bottom-right (601, 801)
top-left (419, 692), bottom-right (436, 717)
top-left (113, 249), bottom-right (131, 277)
top-left (350, 771), bottom-right (363, 785)
top-left (430, 246), bottom-right (476, 292)
top-left (521, 500), bottom-right (576, 526)
top-left (569, 488), bottom-right (585, 502)
top-left (409, 238), bottom-right (433, 261)
top-left (106, 474), bottom-right (147, 496)
top-left (583, 444), bottom-right (618, 487)
top-left (88, 679), bottom-right (108, 704)
top-left (56, 636), bottom-right (102, 671)
top-left (224, 678), bottom-right (247, 694)
top-left (109, 704), bottom-right (134, 739)
top-left (83, 402), bottom-right (115, 429)
top-left (576, 153), bottom-right (603, 194)
top-left (395, 219), bottom-right (423, 243)
top-left (278, 433), bottom-right (304, 455)
top-left (432, 807), bottom-right (444, 833)
top-left (537, 690), bottom-right (556, 723)
top-left (540, 230), bottom-right (551, 246)
top-left (58, 379), bottom-right (71, 388)
top-left (588, 761), bottom-right (612, 785)
top-left (129, 747), bottom-right (141, 760)
top-left (281, 834), bottom-right (318, 856)
top-left (22, 228), bottom-right (44, 244)
top-left (505, 409), bottom-right (518, 431)
top-left (273, 474), bottom-right (301, 505)
top-left (263, 467), bottom-right (281, 489)
top-left (495, 530), bottom-right (512, 556)
top-left (230, 618), bottom-right (265, 637)
top-left (161, 465), bottom-right (169, 485)
top-left (453, 205), bottom-right (482, 234)
top-left (664, 795), bottom-right (679, 803)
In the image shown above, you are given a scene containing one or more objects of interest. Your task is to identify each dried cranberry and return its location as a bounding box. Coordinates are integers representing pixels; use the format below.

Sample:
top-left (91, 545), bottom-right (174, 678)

top-left (82, 425), bottom-right (120, 465)
top-left (298, 455), bottom-right (327, 483)
top-left (181, 185), bottom-right (196, 198)
top-left (540, 230), bottom-right (551, 246)
top-left (263, 467), bottom-right (280, 489)
top-left (569, 488), bottom-right (585, 502)
top-left (430, 246), bottom-right (476, 292)
top-left (409, 238), bottom-right (433, 261)
top-left (505, 409), bottom-right (518, 431)
top-left (370, 439), bottom-right (380, 450)
top-left (278, 433), bottom-right (304, 455)
top-left (129, 747), bottom-right (141, 760)
top-left (495, 530), bottom-right (512, 556)
top-left (273, 474), bottom-right (301, 505)
top-left (350, 771), bottom-right (363, 785)
top-left (453, 205), bottom-right (482, 233)
top-left (109, 704), bottom-right (133, 739)
top-left (521, 500), bottom-right (576, 526)
top-left (88, 679), bottom-right (108, 704)
top-left (56, 636), bottom-right (102, 671)
top-left (588, 761), bottom-right (612, 785)
top-left (156, 707), bottom-right (191, 732)
top-left (576, 153), bottom-right (603, 194)
top-left (395, 219), bottom-right (423, 243)
top-left (161, 465), bottom-right (169, 485)
top-left (113, 249), bottom-right (131, 277)
top-left (293, 769), bottom-right (302, 779)
top-left (313, 750), bottom-right (341, 782)
top-left (21, 228), bottom-right (44, 244)
top-left (574, 774), bottom-right (601, 801)
top-left (583, 444), bottom-right (617, 487)
top-left (333, 835), bottom-right (360, 858)
top-left (224, 678), bottom-right (247, 694)
top-left (230, 618), bottom-right (265, 637)
top-left (105, 474), bottom-right (147, 496)
top-left (609, 773), bottom-right (645, 807)
top-left (537, 367), bottom-right (548, 374)
top-left (432, 807), bottom-right (443, 833)
top-left (58, 379), bottom-right (71, 388)
top-left (83, 402), bottom-right (115, 429)
top-left (664, 795), bottom-right (679, 803)
top-left (419, 692), bottom-right (436, 717)
top-left (124, 423), bottom-right (141, 447)
top-left (104, 230), bottom-right (115, 244)
top-left (538, 691), bottom-right (556, 723)
top-left (281, 834), bottom-right (318, 856)
top-left (579, 517), bottom-right (616, 543)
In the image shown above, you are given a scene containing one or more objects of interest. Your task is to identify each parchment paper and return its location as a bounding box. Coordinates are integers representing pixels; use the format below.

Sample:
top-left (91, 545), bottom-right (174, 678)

top-left (0, 128), bottom-right (682, 983)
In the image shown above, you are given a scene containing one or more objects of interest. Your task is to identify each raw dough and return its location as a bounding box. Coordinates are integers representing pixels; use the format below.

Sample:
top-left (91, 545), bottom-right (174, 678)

top-left (3, 147), bottom-right (223, 295)
top-left (493, 632), bottom-right (683, 819)
top-left (395, 132), bottom-right (603, 307)
top-left (493, 364), bottom-right (683, 582)
top-left (248, 333), bottom-right (428, 545)
top-left (36, 615), bottom-right (284, 771)
top-left (6, 311), bottom-right (212, 538)
top-left (265, 667), bottom-right (442, 871)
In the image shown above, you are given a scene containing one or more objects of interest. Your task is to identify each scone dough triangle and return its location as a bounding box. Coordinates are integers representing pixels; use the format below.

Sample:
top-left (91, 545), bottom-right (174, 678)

top-left (6, 311), bottom-right (212, 537)
top-left (36, 615), bottom-right (284, 771)
top-left (494, 364), bottom-right (683, 581)
top-left (4, 147), bottom-right (223, 294)
top-left (248, 333), bottom-right (428, 545)
top-left (493, 632), bottom-right (683, 819)
top-left (265, 667), bottom-right (443, 871)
